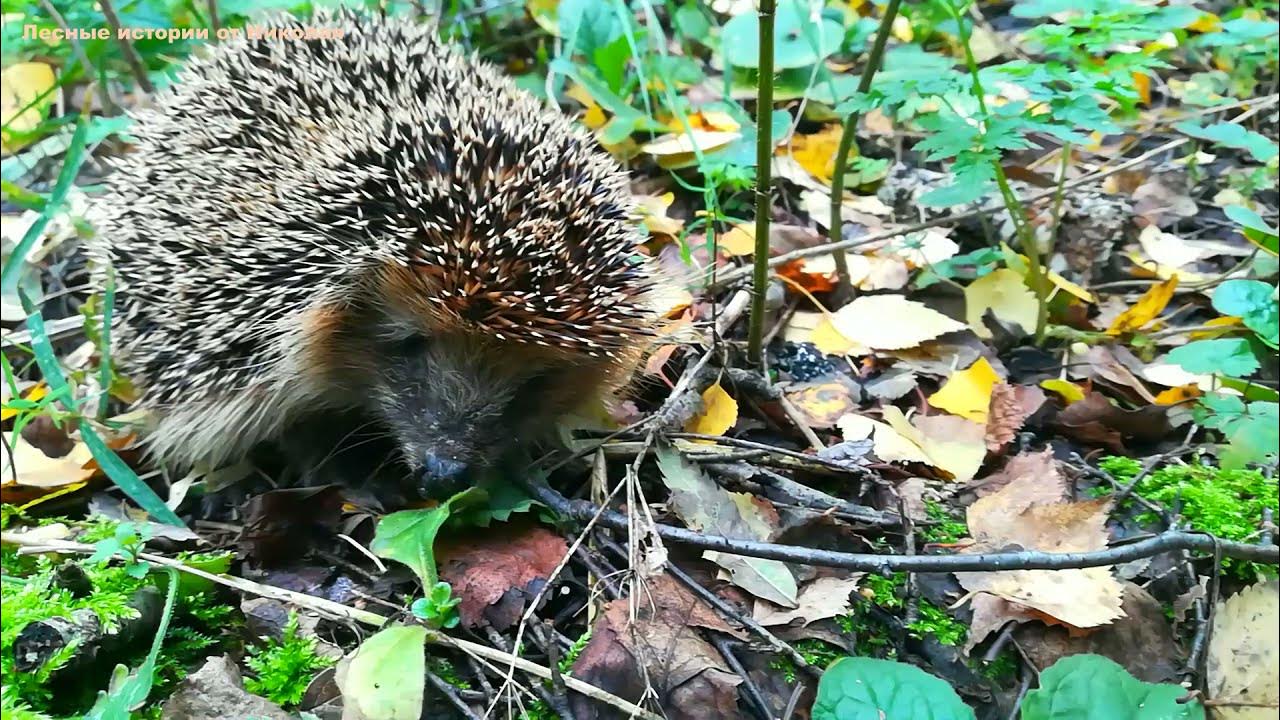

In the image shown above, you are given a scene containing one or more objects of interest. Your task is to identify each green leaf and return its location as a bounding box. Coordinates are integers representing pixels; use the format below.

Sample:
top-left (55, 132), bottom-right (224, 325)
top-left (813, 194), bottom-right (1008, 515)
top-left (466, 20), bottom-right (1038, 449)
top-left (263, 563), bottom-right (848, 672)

top-left (370, 506), bottom-right (452, 589)
top-left (1022, 654), bottom-right (1204, 720)
top-left (721, 0), bottom-right (844, 69)
top-left (1175, 121), bottom-right (1279, 163)
top-left (2, 113), bottom-right (90, 295)
top-left (337, 625), bottom-right (427, 720)
top-left (1165, 339), bottom-right (1260, 378)
top-left (1223, 205), bottom-right (1279, 257)
top-left (1196, 396), bottom-right (1280, 469)
top-left (812, 656), bottom-right (974, 720)
top-left (84, 568), bottom-right (180, 720)
top-left (1213, 280), bottom-right (1279, 348)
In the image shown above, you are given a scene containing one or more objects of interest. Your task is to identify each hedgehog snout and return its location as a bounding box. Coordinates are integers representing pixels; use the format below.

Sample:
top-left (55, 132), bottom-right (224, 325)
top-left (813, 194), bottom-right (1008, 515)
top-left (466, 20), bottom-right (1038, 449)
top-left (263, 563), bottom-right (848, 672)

top-left (416, 450), bottom-right (471, 498)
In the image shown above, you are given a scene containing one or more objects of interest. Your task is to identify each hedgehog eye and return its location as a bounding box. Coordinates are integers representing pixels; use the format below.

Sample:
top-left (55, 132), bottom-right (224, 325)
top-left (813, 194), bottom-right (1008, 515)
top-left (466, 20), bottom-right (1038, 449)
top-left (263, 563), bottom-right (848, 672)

top-left (392, 333), bottom-right (429, 356)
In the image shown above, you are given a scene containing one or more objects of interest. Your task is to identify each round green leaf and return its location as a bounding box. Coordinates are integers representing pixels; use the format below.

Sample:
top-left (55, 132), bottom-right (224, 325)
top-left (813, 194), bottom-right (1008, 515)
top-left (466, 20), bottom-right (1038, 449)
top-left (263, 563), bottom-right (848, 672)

top-left (721, 0), bottom-right (844, 70)
top-left (1224, 205), bottom-right (1279, 256)
top-left (1213, 280), bottom-right (1279, 348)
top-left (812, 657), bottom-right (974, 720)
top-left (1165, 338), bottom-right (1260, 378)
top-left (1022, 654), bottom-right (1204, 720)
top-left (336, 625), bottom-right (427, 720)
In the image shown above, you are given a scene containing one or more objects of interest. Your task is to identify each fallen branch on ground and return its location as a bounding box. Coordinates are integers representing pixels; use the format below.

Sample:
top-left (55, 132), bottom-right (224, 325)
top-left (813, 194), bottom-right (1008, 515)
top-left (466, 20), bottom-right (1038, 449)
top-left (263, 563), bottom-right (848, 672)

top-left (526, 482), bottom-right (1279, 573)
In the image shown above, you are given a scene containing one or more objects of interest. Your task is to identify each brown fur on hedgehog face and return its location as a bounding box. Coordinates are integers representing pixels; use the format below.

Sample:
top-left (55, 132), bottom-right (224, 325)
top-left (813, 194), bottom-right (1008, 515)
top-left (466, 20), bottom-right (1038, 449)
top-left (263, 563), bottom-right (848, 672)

top-left (306, 265), bottom-right (632, 498)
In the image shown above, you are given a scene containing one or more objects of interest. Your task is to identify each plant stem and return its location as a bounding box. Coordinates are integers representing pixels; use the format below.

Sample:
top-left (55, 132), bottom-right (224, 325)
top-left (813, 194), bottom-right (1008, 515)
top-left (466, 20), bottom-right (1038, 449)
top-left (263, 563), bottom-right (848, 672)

top-left (946, 0), bottom-right (1049, 342)
top-left (98, 0), bottom-right (155, 94)
top-left (746, 0), bottom-right (777, 365)
top-left (829, 0), bottom-right (904, 291)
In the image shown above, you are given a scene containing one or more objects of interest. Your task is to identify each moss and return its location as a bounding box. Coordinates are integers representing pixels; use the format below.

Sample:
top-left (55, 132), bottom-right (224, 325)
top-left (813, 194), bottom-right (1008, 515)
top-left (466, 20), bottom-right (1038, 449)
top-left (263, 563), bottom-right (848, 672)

top-left (921, 500), bottom-right (969, 544)
top-left (906, 601), bottom-right (967, 648)
top-left (769, 639), bottom-right (845, 684)
top-left (243, 612), bottom-right (335, 707)
top-left (1101, 456), bottom-right (1278, 580)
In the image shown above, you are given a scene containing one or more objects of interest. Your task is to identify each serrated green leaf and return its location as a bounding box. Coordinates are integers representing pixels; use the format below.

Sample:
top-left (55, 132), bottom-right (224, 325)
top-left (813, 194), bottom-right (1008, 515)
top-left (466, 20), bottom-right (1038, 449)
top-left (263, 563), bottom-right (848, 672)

top-left (1213, 280), bottom-right (1279, 348)
top-left (337, 625), bottom-right (426, 720)
top-left (1165, 339), bottom-right (1260, 378)
top-left (84, 569), bottom-right (180, 720)
top-left (1175, 121), bottom-right (1279, 163)
top-left (812, 656), bottom-right (974, 720)
top-left (1022, 654), bottom-right (1203, 720)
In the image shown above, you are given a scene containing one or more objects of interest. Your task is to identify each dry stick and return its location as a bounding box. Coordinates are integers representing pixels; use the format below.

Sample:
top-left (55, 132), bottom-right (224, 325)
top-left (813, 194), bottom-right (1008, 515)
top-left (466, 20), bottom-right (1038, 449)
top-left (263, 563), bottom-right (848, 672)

top-left (98, 0), bottom-right (156, 94)
top-left (208, 0), bottom-right (222, 38)
top-left (746, 0), bottom-right (778, 365)
top-left (713, 95), bottom-right (1280, 290)
top-left (829, 0), bottom-right (905, 290)
top-left (0, 533), bottom-right (662, 720)
top-left (38, 0), bottom-right (115, 114)
top-left (525, 484), bottom-right (1278, 572)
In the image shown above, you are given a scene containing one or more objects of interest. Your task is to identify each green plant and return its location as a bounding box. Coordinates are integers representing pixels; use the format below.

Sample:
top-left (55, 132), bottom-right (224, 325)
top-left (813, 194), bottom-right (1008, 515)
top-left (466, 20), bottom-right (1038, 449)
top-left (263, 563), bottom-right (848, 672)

top-left (1102, 457), bottom-right (1278, 579)
top-left (921, 499), bottom-right (969, 544)
top-left (243, 613), bottom-right (335, 707)
top-left (813, 656), bottom-right (974, 719)
top-left (1022, 654), bottom-right (1204, 719)
top-left (410, 582), bottom-right (462, 630)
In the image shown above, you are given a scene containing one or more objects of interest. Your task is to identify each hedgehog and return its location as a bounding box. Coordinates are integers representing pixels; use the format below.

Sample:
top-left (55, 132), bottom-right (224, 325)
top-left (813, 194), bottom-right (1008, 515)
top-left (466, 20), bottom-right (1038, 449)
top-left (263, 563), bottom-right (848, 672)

top-left (88, 10), bottom-right (663, 499)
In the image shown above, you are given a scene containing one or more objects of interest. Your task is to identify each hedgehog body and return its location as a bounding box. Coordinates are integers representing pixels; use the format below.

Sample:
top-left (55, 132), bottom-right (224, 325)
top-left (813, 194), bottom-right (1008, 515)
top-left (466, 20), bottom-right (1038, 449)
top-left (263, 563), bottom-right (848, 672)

top-left (90, 11), bottom-right (660, 495)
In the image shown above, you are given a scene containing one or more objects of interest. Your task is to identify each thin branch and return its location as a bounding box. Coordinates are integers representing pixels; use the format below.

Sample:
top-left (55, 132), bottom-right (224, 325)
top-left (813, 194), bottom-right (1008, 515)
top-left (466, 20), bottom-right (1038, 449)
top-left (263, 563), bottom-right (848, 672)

top-left (712, 95), bottom-right (1280, 290)
top-left (829, 0), bottom-right (904, 291)
top-left (1, 532), bottom-right (662, 720)
top-left (747, 0), bottom-right (778, 364)
top-left (525, 483), bottom-right (1279, 572)
top-left (98, 0), bottom-right (156, 94)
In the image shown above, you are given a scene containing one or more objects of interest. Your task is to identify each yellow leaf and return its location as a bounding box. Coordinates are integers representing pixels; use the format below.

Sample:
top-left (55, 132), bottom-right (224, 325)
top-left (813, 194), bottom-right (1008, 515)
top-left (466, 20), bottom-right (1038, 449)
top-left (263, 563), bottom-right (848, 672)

top-left (928, 357), bottom-right (1001, 423)
top-left (892, 15), bottom-right (913, 42)
top-left (1047, 270), bottom-right (1096, 303)
top-left (1040, 378), bottom-right (1085, 404)
top-left (1187, 12), bottom-right (1221, 33)
top-left (1, 382), bottom-right (47, 421)
top-left (1132, 72), bottom-right (1151, 106)
top-left (685, 381), bottom-right (738, 436)
top-left (965, 269), bottom-right (1039, 338)
top-left (828, 295), bottom-right (966, 351)
top-left (1106, 276), bottom-right (1180, 335)
top-left (787, 124), bottom-right (844, 185)
top-left (837, 412), bottom-right (930, 466)
top-left (881, 408), bottom-right (986, 482)
top-left (635, 193), bottom-right (684, 237)
top-left (1154, 384), bottom-right (1201, 405)
top-left (1191, 316), bottom-right (1242, 339)
top-left (641, 130), bottom-right (739, 157)
top-left (719, 223), bottom-right (756, 256)
top-left (1, 62), bottom-right (57, 153)
top-left (809, 316), bottom-right (859, 356)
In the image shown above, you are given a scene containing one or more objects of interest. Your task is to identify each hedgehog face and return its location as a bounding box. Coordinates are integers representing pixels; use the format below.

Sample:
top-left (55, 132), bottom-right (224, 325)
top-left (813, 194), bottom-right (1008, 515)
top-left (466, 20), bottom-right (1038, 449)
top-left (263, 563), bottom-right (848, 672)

top-left (368, 330), bottom-right (580, 498)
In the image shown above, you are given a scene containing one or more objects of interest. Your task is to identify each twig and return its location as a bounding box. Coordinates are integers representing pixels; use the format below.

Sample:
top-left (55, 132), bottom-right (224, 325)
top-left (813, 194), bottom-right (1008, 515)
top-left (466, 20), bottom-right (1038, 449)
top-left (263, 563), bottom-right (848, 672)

top-left (425, 670), bottom-right (484, 720)
top-left (710, 636), bottom-right (772, 720)
top-left (98, 0), bottom-right (156, 94)
top-left (829, 0), bottom-right (905, 291)
top-left (526, 484), bottom-right (1279, 572)
top-left (0, 532), bottom-right (663, 720)
top-left (747, 0), bottom-right (778, 364)
top-left (38, 0), bottom-right (115, 114)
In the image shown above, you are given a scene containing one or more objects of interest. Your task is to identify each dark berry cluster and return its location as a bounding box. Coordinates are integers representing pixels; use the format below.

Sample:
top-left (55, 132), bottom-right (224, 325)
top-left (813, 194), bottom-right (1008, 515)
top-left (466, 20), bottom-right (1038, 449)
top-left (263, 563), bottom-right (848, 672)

top-left (771, 342), bottom-right (836, 382)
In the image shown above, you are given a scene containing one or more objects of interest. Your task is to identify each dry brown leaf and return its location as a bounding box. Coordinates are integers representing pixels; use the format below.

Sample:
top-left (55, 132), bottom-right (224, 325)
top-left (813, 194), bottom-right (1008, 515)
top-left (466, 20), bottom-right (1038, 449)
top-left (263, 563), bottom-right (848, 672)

top-left (437, 523), bottom-right (568, 629)
top-left (985, 384), bottom-right (1046, 452)
top-left (958, 451), bottom-right (1124, 629)
top-left (1207, 580), bottom-right (1279, 719)
top-left (783, 378), bottom-right (859, 428)
top-left (753, 575), bottom-right (863, 627)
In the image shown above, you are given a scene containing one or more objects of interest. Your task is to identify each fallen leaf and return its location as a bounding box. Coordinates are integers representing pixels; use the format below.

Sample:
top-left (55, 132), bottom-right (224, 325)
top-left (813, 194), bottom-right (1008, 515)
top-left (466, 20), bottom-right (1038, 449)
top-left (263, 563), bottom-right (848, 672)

top-left (1107, 277), bottom-right (1180, 335)
top-left (642, 130), bottom-right (740, 157)
top-left (985, 384), bottom-right (1047, 451)
top-left (787, 124), bottom-right (844, 184)
top-left (719, 223), bottom-right (756, 256)
top-left (1207, 580), bottom-right (1279, 719)
top-left (844, 253), bottom-right (910, 291)
top-left (754, 575), bottom-right (863, 627)
top-left (828, 295), bottom-right (966, 350)
top-left (684, 381), bottom-right (738, 436)
top-left (1137, 225), bottom-right (1209, 270)
top-left (958, 452), bottom-right (1124, 629)
top-left (928, 357), bottom-right (1002, 423)
top-left (965, 269), bottom-right (1039, 338)
top-left (0, 434), bottom-right (94, 491)
top-left (571, 573), bottom-right (743, 720)
top-left (437, 522), bottom-right (569, 629)
top-left (836, 413), bottom-right (931, 466)
top-left (903, 412), bottom-right (988, 483)
top-left (636, 192), bottom-right (685, 237)
top-left (656, 446), bottom-right (797, 606)
top-left (1040, 378), bottom-right (1086, 404)
top-left (1, 62), bottom-right (57, 152)
top-left (784, 378), bottom-right (859, 429)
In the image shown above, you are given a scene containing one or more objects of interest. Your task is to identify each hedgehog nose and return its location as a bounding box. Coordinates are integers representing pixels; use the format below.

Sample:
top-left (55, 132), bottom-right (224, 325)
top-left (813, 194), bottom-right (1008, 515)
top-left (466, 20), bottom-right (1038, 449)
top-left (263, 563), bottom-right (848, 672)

top-left (419, 450), bottom-right (465, 484)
